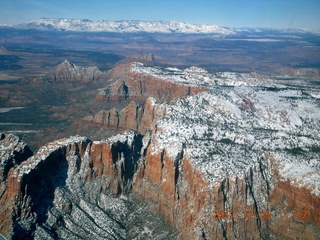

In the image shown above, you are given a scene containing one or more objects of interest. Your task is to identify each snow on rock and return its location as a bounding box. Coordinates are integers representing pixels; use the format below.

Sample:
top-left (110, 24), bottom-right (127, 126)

top-left (144, 71), bottom-right (320, 193)
top-left (129, 63), bottom-right (320, 195)
top-left (279, 161), bottom-right (320, 196)
top-left (2, 61), bottom-right (319, 239)
top-left (14, 136), bottom-right (89, 177)
top-left (16, 18), bottom-right (235, 35)
top-left (132, 62), bottom-right (284, 87)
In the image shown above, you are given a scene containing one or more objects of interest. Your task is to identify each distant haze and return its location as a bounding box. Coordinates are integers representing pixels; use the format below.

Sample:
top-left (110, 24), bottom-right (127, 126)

top-left (0, 0), bottom-right (320, 30)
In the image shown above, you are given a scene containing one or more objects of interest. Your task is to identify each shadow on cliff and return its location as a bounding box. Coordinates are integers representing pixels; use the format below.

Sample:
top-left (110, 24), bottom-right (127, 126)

top-left (111, 133), bottom-right (143, 194)
top-left (13, 149), bottom-right (69, 239)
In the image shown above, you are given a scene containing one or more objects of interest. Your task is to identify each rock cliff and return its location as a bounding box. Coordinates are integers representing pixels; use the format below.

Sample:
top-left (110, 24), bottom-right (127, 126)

top-left (0, 133), bottom-right (177, 239)
top-left (84, 97), bottom-right (167, 134)
top-left (129, 87), bottom-right (320, 239)
top-left (45, 60), bottom-right (108, 83)
top-left (0, 133), bottom-right (33, 236)
top-left (1, 62), bottom-right (320, 239)
top-left (95, 62), bottom-right (206, 102)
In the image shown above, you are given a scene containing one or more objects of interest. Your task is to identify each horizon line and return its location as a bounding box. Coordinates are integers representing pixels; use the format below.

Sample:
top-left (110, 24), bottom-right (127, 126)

top-left (1, 17), bottom-right (320, 31)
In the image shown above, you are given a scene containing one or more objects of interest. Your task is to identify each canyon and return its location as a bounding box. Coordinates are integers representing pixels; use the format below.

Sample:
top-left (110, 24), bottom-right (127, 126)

top-left (1, 61), bottom-right (320, 239)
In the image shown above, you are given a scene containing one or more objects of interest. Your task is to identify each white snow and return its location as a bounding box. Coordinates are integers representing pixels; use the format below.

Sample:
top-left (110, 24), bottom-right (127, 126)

top-left (279, 162), bottom-right (320, 196)
top-left (133, 63), bottom-right (320, 194)
top-left (14, 136), bottom-right (89, 177)
top-left (16, 18), bottom-right (235, 35)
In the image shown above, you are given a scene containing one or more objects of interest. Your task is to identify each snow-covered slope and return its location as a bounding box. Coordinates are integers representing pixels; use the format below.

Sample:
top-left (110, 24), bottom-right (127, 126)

top-left (132, 63), bottom-right (320, 194)
top-left (15, 18), bottom-right (234, 34)
top-left (129, 63), bottom-right (320, 239)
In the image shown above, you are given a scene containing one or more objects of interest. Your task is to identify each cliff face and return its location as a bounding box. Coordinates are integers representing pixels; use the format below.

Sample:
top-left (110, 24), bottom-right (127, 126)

top-left (133, 145), bottom-right (320, 240)
top-left (0, 133), bottom-right (177, 239)
top-left (84, 97), bottom-right (167, 133)
top-left (128, 87), bottom-right (320, 239)
top-left (0, 133), bottom-right (32, 183)
top-left (45, 60), bottom-right (108, 83)
top-left (95, 63), bottom-right (206, 102)
top-left (88, 62), bottom-right (206, 135)
top-left (1, 62), bottom-right (320, 239)
top-left (89, 63), bottom-right (320, 239)
top-left (0, 133), bottom-right (33, 235)
top-left (1, 114), bottom-right (319, 240)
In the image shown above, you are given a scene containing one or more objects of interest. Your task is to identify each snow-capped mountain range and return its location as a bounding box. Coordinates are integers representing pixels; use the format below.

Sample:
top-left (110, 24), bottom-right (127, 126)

top-left (15, 18), bottom-right (235, 34)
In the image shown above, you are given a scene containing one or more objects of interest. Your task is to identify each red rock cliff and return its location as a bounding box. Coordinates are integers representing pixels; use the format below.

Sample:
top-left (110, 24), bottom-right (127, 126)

top-left (84, 97), bottom-right (167, 134)
top-left (1, 129), bottom-right (319, 239)
top-left (132, 144), bottom-right (320, 239)
top-left (95, 63), bottom-right (206, 102)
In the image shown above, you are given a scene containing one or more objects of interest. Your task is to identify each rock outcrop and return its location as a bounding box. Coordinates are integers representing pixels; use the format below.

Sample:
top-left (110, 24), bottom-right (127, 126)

top-left (88, 62), bottom-right (207, 135)
top-left (0, 134), bottom-right (33, 236)
top-left (96, 63), bottom-right (206, 102)
top-left (82, 63), bottom-right (320, 239)
top-left (45, 60), bottom-right (107, 83)
top-left (0, 133), bottom-right (32, 183)
top-left (84, 97), bottom-right (167, 133)
top-left (0, 133), bottom-right (177, 239)
top-left (119, 53), bottom-right (156, 66)
top-left (128, 87), bottom-right (320, 239)
top-left (1, 96), bottom-right (320, 239)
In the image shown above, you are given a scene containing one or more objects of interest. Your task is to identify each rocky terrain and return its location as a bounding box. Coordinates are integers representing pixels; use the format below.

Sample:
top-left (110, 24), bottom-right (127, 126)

top-left (0, 61), bottom-right (320, 239)
top-left (0, 132), bottom-right (177, 239)
top-left (45, 59), bottom-right (108, 83)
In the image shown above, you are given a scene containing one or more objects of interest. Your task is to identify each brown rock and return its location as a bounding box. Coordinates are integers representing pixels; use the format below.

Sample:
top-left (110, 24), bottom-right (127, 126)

top-left (1, 131), bottom-right (319, 239)
top-left (0, 134), bottom-right (32, 236)
top-left (85, 97), bottom-right (166, 134)
top-left (131, 134), bottom-right (320, 239)
top-left (118, 101), bottom-right (142, 130)
top-left (45, 60), bottom-right (107, 83)
top-left (96, 63), bottom-right (206, 103)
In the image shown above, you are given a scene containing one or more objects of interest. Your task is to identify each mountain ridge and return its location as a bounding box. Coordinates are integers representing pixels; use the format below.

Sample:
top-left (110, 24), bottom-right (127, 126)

top-left (15, 18), bottom-right (235, 34)
top-left (9, 18), bottom-right (320, 35)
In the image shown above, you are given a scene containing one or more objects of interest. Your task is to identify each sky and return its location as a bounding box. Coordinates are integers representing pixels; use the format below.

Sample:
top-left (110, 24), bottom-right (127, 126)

top-left (0, 0), bottom-right (320, 29)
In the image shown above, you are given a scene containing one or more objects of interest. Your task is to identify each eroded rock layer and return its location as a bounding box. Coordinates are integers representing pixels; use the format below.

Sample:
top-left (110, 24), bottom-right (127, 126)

top-left (1, 62), bottom-right (320, 239)
top-left (0, 133), bottom-right (177, 239)
top-left (95, 63), bottom-right (206, 103)
top-left (45, 60), bottom-right (108, 83)
top-left (84, 97), bottom-right (167, 134)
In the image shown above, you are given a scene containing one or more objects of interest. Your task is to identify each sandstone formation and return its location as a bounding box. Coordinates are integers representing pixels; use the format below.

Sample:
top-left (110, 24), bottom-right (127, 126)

top-left (87, 62), bottom-right (207, 136)
top-left (1, 62), bottom-right (320, 239)
top-left (128, 86), bottom-right (320, 239)
top-left (45, 60), bottom-right (108, 83)
top-left (0, 133), bottom-right (177, 239)
top-left (0, 133), bottom-right (32, 182)
top-left (1, 104), bottom-right (319, 239)
top-left (0, 134), bottom-right (33, 236)
top-left (86, 63), bottom-right (320, 239)
top-left (84, 97), bottom-right (167, 133)
top-left (95, 62), bottom-right (206, 102)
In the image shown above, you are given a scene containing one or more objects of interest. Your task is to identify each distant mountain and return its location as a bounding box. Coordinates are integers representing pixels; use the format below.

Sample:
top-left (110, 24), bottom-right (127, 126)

top-left (15, 18), bottom-right (235, 34)
top-left (45, 59), bottom-right (107, 83)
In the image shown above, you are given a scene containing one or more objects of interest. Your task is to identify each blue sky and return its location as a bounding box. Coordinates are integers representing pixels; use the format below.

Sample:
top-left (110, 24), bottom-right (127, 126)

top-left (1, 0), bottom-right (319, 29)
